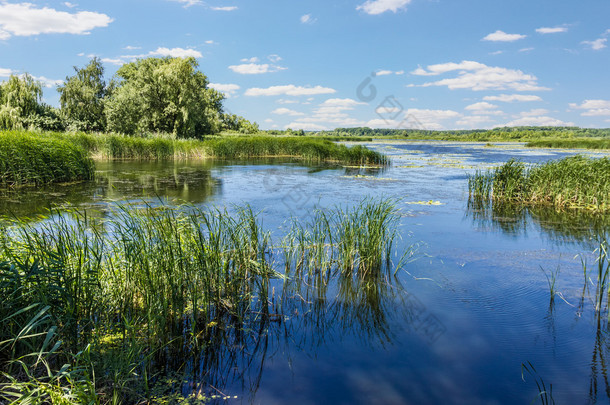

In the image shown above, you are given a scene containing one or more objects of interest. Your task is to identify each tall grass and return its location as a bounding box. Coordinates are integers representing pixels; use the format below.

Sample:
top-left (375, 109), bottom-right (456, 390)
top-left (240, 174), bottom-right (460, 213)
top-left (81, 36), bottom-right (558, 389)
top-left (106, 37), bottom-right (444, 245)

top-left (528, 138), bottom-right (610, 150)
top-left (0, 197), bottom-right (411, 402)
top-left (8, 130), bottom-right (388, 165)
top-left (468, 156), bottom-right (610, 212)
top-left (0, 130), bottom-right (94, 187)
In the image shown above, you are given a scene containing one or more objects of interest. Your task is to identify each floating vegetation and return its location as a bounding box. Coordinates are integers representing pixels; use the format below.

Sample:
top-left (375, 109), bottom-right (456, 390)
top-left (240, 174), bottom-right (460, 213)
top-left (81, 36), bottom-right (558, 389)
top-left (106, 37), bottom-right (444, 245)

top-left (469, 156), bottom-right (610, 212)
top-left (405, 200), bottom-right (444, 206)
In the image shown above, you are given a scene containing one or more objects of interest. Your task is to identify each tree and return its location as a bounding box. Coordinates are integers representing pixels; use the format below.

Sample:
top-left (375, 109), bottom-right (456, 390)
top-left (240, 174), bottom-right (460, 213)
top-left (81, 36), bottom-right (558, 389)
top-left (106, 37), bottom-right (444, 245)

top-left (0, 73), bottom-right (43, 130)
top-left (105, 57), bottom-right (225, 138)
top-left (221, 113), bottom-right (259, 134)
top-left (58, 57), bottom-right (109, 132)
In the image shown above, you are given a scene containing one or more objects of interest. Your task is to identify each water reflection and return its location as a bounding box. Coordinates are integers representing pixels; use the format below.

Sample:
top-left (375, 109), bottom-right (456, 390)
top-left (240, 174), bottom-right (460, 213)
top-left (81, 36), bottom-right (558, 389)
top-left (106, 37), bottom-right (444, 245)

top-left (0, 161), bottom-right (221, 218)
top-left (466, 199), bottom-right (610, 248)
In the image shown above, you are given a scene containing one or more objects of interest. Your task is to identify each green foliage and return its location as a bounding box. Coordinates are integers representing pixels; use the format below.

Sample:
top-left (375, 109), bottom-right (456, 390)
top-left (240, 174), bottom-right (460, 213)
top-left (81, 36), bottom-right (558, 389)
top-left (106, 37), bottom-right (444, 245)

top-left (0, 131), bottom-right (95, 186)
top-left (469, 156), bottom-right (610, 211)
top-left (58, 57), bottom-right (109, 132)
top-left (221, 113), bottom-right (259, 134)
top-left (528, 138), bottom-right (610, 150)
top-left (105, 57), bottom-right (224, 138)
top-left (0, 74), bottom-right (43, 130)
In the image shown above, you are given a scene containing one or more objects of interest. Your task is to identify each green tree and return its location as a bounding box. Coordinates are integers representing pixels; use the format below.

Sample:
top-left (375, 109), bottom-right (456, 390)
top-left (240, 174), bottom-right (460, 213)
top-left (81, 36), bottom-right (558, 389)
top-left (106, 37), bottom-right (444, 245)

top-left (221, 113), bottom-right (259, 134)
top-left (105, 57), bottom-right (225, 138)
top-left (58, 57), bottom-right (108, 131)
top-left (0, 73), bottom-right (43, 130)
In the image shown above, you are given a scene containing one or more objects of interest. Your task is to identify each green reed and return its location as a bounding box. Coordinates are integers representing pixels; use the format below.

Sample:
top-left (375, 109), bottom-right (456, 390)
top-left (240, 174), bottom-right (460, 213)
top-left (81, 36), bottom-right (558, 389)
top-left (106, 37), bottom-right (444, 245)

top-left (0, 197), bottom-right (410, 402)
top-left (468, 156), bottom-right (610, 212)
top-left (528, 138), bottom-right (610, 150)
top-left (0, 130), bottom-right (94, 187)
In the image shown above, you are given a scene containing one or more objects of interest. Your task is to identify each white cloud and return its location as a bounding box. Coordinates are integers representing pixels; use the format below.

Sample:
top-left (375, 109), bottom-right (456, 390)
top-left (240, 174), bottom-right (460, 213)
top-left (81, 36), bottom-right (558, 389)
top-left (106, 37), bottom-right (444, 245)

top-left (123, 45), bottom-right (141, 50)
top-left (101, 58), bottom-right (124, 66)
top-left (0, 3), bottom-right (112, 38)
top-left (582, 38), bottom-right (607, 51)
top-left (267, 54), bottom-right (282, 63)
top-left (245, 85), bottom-right (336, 97)
top-left (457, 115), bottom-right (496, 128)
top-left (300, 14), bottom-right (316, 24)
top-left (0, 68), bottom-right (13, 77)
top-left (169, 0), bottom-right (202, 7)
top-left (489, 50), bottom-right (504, 55)
top-left (410, 60), bottom-right (549, 92)
top-left (536, 26), bottom-right (568, 34)
top-left (30, 75), bottom-right (63, 88)
top-left (63, 2), bottom-right (77, 8)
top-left (264, 118), bottom-right (273, 123)
top-left (229, 63), bottom-right (286, 74)
top-left (519, 108), bottom-right (550, 117)
top-left (465, 102), bottom-right (498, 111)
top-left (205, 40), bottom-right (216, 45)
top-left (240, 57), bottom-right (260, 63)
top-left (277, 99), bottom-right (300, 104)
top-left (376, 69), bottom-right (404, 76)
top-left (211, 6), bottom-right (237, 11)
top-left (484, 94), bottom-right (542, 102)
top-left (208, 83), bottom-right (240, 97)
top-left (401, 108), bottom-right (461, 130)
top-left (482, 30), bottom-right (526, 42)
top-left (569, 100), bottom-right (610, 116)
top-left (356, 0), bottom-right (411, 15)
top-left (285, 122), bottom-right (328, 131)
top-left (272, 108), bottom-right (305, 116)
top-left (504, 116), bottom-right (574, 127)
top-left (519, 47), bottom-right (534, 52)
top-left (151, 47), bottom-right (202, 58)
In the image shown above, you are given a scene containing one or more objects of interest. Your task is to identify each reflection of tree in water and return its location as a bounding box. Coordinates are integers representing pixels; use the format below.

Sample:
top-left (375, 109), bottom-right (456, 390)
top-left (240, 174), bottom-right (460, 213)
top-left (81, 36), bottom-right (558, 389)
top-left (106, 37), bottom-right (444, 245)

top-left (466, 198), bottom-right (610, 248)
top-left (0, 163), bottom-right (221, 218)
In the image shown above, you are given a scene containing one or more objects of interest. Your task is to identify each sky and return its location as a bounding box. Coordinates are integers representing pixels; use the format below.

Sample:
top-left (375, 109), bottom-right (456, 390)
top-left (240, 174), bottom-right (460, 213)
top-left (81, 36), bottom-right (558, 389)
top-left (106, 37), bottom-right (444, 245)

top-left (1, 0), bottom-right (609, 131)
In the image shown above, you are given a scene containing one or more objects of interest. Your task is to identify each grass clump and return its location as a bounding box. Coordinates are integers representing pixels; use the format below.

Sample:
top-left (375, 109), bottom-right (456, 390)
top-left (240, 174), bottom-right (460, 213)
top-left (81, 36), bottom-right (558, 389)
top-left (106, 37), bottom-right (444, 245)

top-left (527, 138), bottom-right (610, 150)
top-left (469, 156), bottom-right (610, 212)
top-left (0, 130), bottom-right (94, 187)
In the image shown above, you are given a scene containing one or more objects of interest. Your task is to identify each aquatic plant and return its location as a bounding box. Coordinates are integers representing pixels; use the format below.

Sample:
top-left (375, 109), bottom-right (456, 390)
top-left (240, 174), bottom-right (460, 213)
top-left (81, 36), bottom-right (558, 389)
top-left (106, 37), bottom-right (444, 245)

top-left (468, 156), bottom-right (610, 212)
top-left (0, 130), bottom-right (94, 187)
top-left (0, 197), bottom-right (412, 402)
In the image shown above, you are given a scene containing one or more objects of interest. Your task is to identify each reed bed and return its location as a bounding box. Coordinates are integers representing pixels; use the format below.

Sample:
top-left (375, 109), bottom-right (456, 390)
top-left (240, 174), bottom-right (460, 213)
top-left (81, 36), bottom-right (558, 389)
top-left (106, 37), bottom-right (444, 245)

top-left (468, 156), bottom-right (610, 212)
top-left (528, 138), bottom-right (610, 150)
top-left (0, 198), bottom-right (410, 402)
top-left (8, 130), bottom-right (387, 165)
top-left (0, 130), bottom-right (94, 187)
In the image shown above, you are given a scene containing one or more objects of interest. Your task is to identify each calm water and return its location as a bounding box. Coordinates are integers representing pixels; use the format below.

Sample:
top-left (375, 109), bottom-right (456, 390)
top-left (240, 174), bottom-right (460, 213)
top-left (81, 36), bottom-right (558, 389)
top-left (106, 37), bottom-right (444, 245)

top-left (3, 141), bottom-right (610, 404)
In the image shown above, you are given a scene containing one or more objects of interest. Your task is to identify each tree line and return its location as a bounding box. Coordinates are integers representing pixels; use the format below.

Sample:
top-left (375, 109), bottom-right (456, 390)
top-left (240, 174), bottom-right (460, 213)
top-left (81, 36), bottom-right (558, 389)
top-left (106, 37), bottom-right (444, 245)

top-left (0, 57), bottom-right (258, 138)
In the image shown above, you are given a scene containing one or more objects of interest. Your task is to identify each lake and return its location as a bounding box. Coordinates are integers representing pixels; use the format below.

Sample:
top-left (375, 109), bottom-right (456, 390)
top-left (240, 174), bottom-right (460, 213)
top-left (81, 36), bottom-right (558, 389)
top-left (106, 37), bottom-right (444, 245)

top-left (3, 140), bottom-right (610, 404)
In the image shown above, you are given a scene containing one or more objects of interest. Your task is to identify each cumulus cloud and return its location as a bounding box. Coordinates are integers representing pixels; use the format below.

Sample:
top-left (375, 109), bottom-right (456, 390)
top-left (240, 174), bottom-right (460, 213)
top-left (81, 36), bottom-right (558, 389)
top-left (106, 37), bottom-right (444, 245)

top-left (271, 108), bottom-right (305, 116)
top-left (0, 67), bottom-right (13, 77)
top-left (151, 47), bottom-right (202, 58)
top-left (376, 69), bottom-right (404, 76)
top-left (229, 63), bottom-right (286, 74)
top-left (504, 116), bottom-right (574, 127)
top-left (465, 102), bottom-right (498, 111)
top-left (409, 60), bottom-right (549, 92)
top-left (569, 99), bottom-right (610, 116)
top-left (401, 108), bottom-right (461, 130)
top-left (484, 94), bottom-right (542, 102)
top-left (168, 0), bottom-right (202, 7)
top-left (208, 83), bottom-right (240, 97)
top-left (245, 85), bottom-right (336, 97)
top-left (0, 2), bottom-right (112, 39)
top-left (482, 30), bottom-right (526, 42)
top-left (211, 6), bottom-right (237, 11)
top-left (582, 38), bottom-right (607, 50)
top-left (300, 14), bottom-right (316, 24)
top-left (285, 122), bottom-right (328, 131)
top-left (456, 115), bottom-right (496, 128)
top-left (356, 0), bottom-right (411, 15)
top-left (536, 26), bottom-right (568, 34)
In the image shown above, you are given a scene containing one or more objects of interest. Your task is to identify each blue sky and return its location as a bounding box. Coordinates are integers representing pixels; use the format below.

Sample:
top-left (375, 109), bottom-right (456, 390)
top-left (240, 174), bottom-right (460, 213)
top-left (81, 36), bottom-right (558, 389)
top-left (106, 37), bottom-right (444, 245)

top-left (1, 0), bottom-right (609, 131)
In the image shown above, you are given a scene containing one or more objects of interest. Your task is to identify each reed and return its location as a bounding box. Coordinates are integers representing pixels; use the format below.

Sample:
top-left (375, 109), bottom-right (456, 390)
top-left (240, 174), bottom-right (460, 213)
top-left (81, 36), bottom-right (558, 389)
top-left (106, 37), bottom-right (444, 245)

top-left (527, 138), bottom-right (610, 150)
top-left (468, 156), bottom-right (610, 212)
top-left (0, 197), bottom-right (411, 402)
top-left (0, 130), bottom-right (94, 187)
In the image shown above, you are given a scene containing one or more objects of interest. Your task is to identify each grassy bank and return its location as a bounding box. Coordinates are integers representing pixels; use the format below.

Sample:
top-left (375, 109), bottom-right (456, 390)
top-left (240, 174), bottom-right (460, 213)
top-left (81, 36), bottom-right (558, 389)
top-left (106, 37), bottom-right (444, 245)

top-left (469, 156), bottom-right (610, 211)
top-left (0, 198), bottom-right (409, 403)
top-left (527, 138), bottom-right (610, 150)
top-left (0, 130), bottom-right (94, 187)
top-left (44, 131), bottom-right (387, 164)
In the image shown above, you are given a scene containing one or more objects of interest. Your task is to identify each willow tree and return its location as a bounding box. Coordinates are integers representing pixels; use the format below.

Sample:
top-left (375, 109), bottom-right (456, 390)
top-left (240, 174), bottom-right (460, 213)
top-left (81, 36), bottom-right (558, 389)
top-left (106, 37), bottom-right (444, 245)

top-left (105, 57), bottom-right (224, 138)
top-left (0, 74), bottom-right (43, 129)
